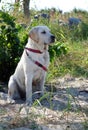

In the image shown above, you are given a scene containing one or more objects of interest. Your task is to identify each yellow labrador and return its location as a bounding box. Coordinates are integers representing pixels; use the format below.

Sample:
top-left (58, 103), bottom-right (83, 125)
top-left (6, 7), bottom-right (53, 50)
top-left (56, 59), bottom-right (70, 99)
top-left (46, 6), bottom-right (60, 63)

top-left (8, 25), bottom-right (55, 105)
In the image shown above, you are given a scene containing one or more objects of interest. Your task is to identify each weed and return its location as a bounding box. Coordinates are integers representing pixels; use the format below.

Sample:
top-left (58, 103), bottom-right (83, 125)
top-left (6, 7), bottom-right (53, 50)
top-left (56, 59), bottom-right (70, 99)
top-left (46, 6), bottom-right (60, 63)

top-left (83, 121), bottom-right (88, 130)
top-left (0, 108), bottom-right (7, 115)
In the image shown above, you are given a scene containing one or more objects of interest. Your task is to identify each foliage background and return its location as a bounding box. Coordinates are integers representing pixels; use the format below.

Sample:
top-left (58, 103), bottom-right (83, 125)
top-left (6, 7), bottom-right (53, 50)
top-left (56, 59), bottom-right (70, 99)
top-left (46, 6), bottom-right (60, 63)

top-left (0, 6), bottom-right (88, 82)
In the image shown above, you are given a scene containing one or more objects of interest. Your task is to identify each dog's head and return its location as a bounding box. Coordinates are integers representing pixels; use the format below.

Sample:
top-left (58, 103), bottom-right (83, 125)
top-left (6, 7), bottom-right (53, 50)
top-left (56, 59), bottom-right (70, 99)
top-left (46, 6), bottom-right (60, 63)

top-left (29, 26), bottom-right (55, 45)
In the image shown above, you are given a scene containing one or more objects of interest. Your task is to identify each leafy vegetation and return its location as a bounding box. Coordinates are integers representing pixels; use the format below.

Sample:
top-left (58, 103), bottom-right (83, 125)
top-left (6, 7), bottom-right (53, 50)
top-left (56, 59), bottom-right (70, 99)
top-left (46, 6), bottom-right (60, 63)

top-left (0, 11), bottom-right (21, 81)
top-left (0, 8), bottom-right (88, 82)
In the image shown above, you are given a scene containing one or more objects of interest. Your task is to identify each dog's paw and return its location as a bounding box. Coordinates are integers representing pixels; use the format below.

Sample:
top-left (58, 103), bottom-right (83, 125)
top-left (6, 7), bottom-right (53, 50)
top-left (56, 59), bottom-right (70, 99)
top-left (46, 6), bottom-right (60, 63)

top-left (26, 100), bottom-right (32, 106)
top-left (7, 97), bottom-right (15, 104)
top-left (0, 92), bottom-right (8, 100)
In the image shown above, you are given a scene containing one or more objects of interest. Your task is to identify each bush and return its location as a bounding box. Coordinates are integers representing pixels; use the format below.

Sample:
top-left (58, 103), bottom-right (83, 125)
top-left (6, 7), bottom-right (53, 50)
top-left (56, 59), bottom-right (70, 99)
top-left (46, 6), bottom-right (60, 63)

top-left (68, 22), bottom-right (88, 41)
top-left (0, 11), bottom-right (21, 82)
top-left (80, 22), bottom-right (88, 40)
top-left (49, 42), bottom-right (68, 62)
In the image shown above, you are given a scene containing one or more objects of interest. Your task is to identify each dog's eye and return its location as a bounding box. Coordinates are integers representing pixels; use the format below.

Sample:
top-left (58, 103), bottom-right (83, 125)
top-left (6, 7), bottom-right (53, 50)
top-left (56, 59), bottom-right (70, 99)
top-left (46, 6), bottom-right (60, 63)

top-left (41, 31), bottom-right (46, 34)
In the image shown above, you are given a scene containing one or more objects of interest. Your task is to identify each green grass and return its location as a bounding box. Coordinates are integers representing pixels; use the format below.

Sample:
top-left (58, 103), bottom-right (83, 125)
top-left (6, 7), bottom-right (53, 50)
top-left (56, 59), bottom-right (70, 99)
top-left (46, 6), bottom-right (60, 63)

top-left (0, 108), bottom-right (7, 115)
top-left (46, 40), bottom-right (88, 82)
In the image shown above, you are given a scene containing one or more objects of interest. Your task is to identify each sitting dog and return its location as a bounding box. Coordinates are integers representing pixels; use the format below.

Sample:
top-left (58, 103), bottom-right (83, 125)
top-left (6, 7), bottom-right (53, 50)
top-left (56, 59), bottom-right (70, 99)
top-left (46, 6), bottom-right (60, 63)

top-left (8, 25), bottom-right (55, 105)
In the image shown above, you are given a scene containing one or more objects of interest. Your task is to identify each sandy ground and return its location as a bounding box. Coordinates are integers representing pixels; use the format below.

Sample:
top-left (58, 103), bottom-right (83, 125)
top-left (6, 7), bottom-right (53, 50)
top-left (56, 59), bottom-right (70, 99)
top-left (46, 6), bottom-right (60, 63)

top-left (0, 75), bottom-right (88, 130)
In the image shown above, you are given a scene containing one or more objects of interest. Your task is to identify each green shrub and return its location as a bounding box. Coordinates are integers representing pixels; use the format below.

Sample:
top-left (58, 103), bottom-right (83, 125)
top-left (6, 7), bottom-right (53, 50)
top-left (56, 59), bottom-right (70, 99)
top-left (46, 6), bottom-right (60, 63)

top-left (80, 22), bottom-right (88, 40)
top-left (0, 11), bottom-right (21, 82)
top-left (66, 22), bottom-right (88, 41)
top-left (49, 42), bottom-right (68, 62)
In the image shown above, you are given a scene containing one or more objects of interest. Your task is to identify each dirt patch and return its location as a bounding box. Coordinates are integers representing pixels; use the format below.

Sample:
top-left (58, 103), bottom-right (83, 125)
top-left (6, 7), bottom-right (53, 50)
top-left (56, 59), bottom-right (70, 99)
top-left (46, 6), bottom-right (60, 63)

top-left (0, 75), bottom-right (88, 130)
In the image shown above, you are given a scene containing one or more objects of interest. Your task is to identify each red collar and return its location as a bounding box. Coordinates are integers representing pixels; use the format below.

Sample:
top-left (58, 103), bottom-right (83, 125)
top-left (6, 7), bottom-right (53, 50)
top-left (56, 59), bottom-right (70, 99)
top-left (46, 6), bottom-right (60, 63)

top-left (25, 47), bottom-right (43, 54)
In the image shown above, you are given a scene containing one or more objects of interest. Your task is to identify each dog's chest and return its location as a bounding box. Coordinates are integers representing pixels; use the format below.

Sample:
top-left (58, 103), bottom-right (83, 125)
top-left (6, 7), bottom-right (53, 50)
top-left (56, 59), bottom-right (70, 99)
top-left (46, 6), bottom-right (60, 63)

top-left (38, 51), bottom-right (49, 66)
top-left (29, 51), bottom-right (49, 68)
top-left (33, 53), bottom-right (49, 79)
top-left (33, 69), bottom-right (43, 81)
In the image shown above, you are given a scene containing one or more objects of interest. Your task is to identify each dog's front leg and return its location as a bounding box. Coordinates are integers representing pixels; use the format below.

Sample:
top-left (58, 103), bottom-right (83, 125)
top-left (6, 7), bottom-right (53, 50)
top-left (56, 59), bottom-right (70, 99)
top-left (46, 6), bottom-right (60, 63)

top-left (25, 74), bottom-right (33, 105)
top-left (39, 73), bottom-right (46, 95)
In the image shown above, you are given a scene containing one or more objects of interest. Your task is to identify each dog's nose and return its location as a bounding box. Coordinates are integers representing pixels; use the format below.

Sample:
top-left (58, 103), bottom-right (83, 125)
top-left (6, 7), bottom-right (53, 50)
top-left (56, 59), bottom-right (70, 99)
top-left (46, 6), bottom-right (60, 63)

top-left (51, 35), bottom-right (55, 42)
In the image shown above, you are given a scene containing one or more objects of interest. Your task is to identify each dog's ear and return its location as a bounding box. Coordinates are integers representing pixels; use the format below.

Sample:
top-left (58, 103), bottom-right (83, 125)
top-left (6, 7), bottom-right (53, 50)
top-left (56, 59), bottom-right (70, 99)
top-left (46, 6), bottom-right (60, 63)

top-left (29, 27), bottom-right (39, 43)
